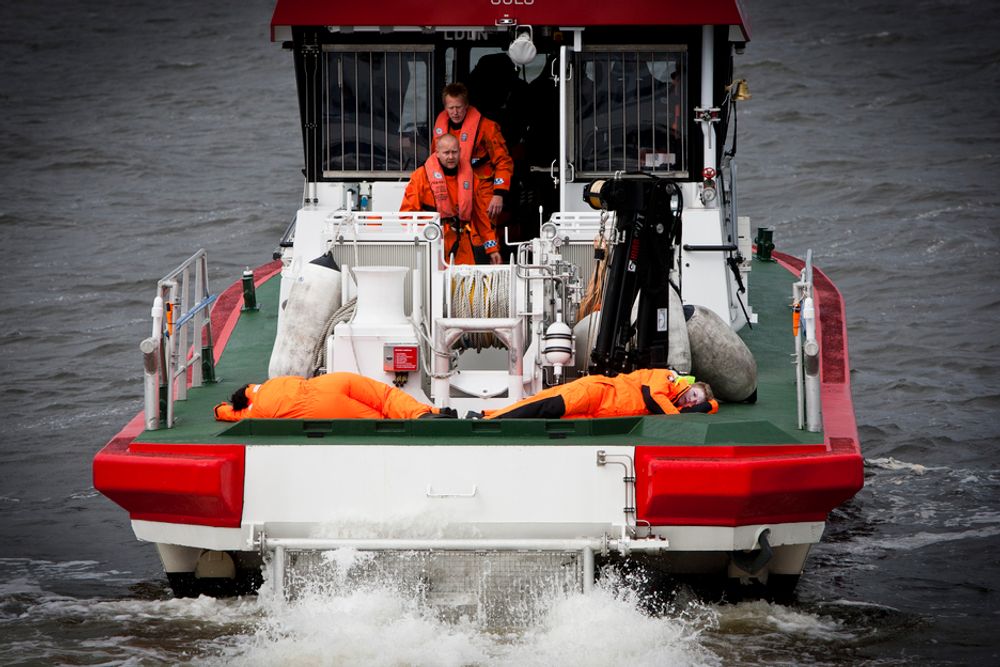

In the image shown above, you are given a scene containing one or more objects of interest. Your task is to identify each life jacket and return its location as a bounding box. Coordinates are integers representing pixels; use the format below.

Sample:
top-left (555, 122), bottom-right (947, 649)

top-left (423, 154), bottom-right (473, 224)
top-left (435, 106), bottom-right (482, 172)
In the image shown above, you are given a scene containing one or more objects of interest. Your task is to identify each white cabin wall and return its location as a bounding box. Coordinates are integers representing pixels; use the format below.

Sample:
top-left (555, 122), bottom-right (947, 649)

top-left (242, 444), bottom-right (637, 538)
top-left (678, 183), bottom-right (736, 327)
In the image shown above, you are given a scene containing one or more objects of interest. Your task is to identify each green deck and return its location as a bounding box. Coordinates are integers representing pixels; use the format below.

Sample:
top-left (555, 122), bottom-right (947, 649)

top-left (137, 258), bottom-right (821, 447)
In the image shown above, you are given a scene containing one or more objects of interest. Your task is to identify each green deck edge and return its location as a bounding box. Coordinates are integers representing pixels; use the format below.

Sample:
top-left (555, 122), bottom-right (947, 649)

top-left (137, 259), bottom-right (822, 447)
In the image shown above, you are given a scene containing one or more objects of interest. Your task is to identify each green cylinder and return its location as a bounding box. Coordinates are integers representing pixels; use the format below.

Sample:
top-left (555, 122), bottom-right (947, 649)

top-left (202, 345), bottom-right (217, 383)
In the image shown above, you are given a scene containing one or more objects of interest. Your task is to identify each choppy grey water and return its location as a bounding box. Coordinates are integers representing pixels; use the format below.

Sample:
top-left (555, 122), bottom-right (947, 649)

top-left (1, 0), bottom-right (998, 664)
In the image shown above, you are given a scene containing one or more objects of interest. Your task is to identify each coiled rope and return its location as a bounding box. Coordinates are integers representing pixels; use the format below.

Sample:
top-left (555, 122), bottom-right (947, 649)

top-left (449, 270), bottom-right (511, 352)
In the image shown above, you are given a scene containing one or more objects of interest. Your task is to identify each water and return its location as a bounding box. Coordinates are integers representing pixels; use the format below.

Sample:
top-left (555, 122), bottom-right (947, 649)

top-left (2, 0), bottom-right (998, 663)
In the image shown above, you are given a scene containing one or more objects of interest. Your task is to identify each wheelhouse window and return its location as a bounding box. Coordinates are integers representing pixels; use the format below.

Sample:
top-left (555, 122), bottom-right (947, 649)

top-left (575, 48), bottom-right (687, 176)
top-left (322, 46), bottom-right (434, 177)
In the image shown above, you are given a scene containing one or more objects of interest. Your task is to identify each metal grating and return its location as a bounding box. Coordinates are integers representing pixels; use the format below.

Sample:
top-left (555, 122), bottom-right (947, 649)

top-left (282, 549), bottom-right (584, 628)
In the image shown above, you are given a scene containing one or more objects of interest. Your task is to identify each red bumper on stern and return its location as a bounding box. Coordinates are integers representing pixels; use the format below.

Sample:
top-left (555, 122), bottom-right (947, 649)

top-left (93, 415), bottom-right (245, 528)
top-left (635, 440), bottom-right (863, 526)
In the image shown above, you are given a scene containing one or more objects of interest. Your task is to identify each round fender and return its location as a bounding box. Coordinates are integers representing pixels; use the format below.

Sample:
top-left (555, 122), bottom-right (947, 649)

top-left (686, 304), bottom-right (757, 402)
top-left (667, 283), bottom-right (691, 374)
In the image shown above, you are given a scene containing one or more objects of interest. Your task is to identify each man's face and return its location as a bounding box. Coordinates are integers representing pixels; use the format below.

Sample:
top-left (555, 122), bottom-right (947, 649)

top-left (436, 137), bottom-right (460, 169)
top-left (677, 385), bottom-right (707, 408)
top-left (444, 95), bottom-right (468, 125)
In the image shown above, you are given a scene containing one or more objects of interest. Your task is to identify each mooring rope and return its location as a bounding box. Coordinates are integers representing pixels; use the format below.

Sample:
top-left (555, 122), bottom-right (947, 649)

top-left (449, 270), bottom-right (511, 352)
top-left (310, 297), bottom-right (357, 375)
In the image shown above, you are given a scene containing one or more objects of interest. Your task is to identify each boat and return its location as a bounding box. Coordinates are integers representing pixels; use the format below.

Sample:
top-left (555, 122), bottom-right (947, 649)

top-left (93, 0), bottom-right (863, 606)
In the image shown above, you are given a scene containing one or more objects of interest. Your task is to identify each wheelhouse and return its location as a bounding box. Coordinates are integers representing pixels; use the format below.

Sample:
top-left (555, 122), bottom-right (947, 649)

top-left (272, 0), bottom-right (750, 244)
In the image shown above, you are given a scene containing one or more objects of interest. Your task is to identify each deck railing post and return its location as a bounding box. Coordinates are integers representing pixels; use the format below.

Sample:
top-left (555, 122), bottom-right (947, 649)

top-left (148, 250), bottom-right (215, 429)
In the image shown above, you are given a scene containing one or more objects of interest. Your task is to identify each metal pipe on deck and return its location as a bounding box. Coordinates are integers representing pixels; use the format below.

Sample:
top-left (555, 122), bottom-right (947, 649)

top-left (701, 26), bottom-right (716, 170)
top-left (262, 537), bottom-right (672, 555)
top-left (582, 546), bottom-right (595, 593)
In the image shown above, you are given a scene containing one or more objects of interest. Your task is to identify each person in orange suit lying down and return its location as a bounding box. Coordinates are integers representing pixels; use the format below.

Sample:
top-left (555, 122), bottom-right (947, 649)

top-left (213, 372), bottom-right (454, 421)
top-left (484, 368), bottom-right (717, 419)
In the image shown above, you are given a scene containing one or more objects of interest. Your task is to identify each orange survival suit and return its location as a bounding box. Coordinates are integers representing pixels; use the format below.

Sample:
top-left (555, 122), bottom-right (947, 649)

top-left (213, 373), bottom-right (438, 421)
top-left (433, 106), bottom-right (512, 256)
top-left (401, 154), bottom-right (496, 265)
top-left (485, 369), bottom-right (718, 419)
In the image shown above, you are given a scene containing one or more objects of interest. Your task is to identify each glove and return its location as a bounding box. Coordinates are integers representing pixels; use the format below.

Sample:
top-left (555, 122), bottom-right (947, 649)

top-left (418, 407), bottom-right (458, 419)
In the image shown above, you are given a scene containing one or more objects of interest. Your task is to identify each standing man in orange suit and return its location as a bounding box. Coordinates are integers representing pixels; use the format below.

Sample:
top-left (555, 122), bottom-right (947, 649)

top-left (400, 133), bottom-right (501, 265)
top-left (434, 82), bottom-right (513, 262)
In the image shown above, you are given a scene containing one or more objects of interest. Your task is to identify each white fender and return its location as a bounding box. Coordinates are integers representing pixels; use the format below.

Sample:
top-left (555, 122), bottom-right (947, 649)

top-left (667, 283), bottom-right (691, 373)
top-left (268, 252), bottom-right (343, 378)
top-left (686, 304), bottom-right (757, 402)
top-left (573, 312), bottom-right (600, 375)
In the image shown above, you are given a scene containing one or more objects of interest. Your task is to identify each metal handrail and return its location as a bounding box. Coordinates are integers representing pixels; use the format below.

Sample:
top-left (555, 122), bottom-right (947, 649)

top-left (141, 249), bottom-right (216, 430)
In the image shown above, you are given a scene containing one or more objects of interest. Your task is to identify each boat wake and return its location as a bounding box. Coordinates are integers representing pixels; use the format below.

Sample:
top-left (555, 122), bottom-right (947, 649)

top-left (1, 556), bottom-right (917, 666)
top-left (215, 565), bottom-right (723, 667)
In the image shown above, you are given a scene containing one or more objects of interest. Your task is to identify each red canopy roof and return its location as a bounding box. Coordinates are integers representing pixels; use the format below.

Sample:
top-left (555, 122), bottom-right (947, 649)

top-left (271, 0), bottom-right (750, 41)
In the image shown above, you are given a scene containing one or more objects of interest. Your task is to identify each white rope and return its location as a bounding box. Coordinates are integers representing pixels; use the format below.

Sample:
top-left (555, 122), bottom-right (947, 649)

top-left (448, 269), bottom-right (511, 352)
top-left (310, 297), bottom-right (357, 375)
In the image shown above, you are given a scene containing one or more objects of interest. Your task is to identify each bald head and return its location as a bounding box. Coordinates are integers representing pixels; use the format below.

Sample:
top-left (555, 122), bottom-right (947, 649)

top-left (435, 133), bottom-right (459, 169)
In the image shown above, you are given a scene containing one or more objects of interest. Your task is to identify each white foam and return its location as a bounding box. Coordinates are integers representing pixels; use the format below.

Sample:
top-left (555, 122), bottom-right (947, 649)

top-left (218, 588), bottom-right (490, 667)
top-left (714, 600), bottom-right (855, 642)
top-left (500, 587), bottom-right (721, 667)
top-left (213, 569), bottom-right (722, 667)
top-left (864, 457), bottom-right (946, 475)
top-left (825, 598), bottom-right (900, 612)
top-left (24, 592), bottom-right (258, 626)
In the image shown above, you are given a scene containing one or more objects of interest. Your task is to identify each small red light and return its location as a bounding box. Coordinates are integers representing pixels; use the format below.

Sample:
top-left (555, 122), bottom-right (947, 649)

top-left (702, 167), bottom-right (717, 180)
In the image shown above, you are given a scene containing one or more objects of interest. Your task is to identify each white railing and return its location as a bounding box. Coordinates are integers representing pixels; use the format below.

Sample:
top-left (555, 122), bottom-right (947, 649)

top-left (793, 250), bottom-right (821, 432)
top-left (141, 250), bottom-right (217, 430)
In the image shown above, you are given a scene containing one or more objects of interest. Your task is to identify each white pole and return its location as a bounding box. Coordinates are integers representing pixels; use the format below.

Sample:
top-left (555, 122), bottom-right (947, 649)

top-left (141, 336), bottom-right (160, 431)
top-left (582, 546), bottom-right (594, 593)
top-left (802, 295), bottom-right (822, 431)
top-left (263, 536), bottom-right (671, 554)
top-left (273, 544), bottom-right (286, 601)
top-left (558, 44), bottom-right (569, 212)
top-left (701, 26), bottom-right (716, 173)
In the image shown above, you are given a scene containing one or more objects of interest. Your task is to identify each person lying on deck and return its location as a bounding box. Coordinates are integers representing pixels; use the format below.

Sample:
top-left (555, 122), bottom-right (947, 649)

top-left (213, 372), bottom-right (455, 421)
top-left (483, 369), bottom-right (717, 419)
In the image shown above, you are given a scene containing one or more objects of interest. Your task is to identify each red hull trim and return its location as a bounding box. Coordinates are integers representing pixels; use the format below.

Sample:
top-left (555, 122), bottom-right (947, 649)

top-left (271, 1), bottom-right (751, 40)
top-left (91, 263), bottom-right (281, 528)
top-left (636, 254), bottom-right (864, 527)
top-left (93, 431), bottom-right (245, 528)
